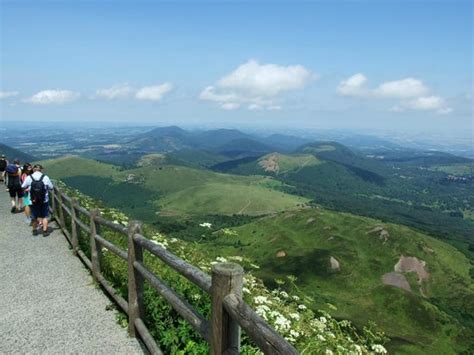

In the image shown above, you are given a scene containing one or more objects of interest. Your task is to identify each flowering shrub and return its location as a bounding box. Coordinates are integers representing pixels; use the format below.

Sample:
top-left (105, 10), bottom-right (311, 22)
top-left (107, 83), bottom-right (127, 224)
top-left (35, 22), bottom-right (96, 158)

top-left (56, 183), bottom-right (388, 354)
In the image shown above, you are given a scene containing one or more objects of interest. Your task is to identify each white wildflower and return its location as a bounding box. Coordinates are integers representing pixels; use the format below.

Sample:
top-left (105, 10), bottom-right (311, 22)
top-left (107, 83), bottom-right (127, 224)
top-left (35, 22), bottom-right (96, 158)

top-left (319, 316), bottom-right (327, 323)
top-left (254, 296), bottom-right (271, 305)
top-left (243, 287), bottom-right (251, 294)
top-left (228, 256), bottom-right (243, 262)
top-left (199, 222), bottom-right (212, 228)
top-left (292, 295), bottom-right (300, 301)
top-left (269, 310), bottom-right (282, 318)
top-left (289, 313), bottom-right (300, 321)
top-left (250, 263), bottom-right (260, 269)
top-left (371, 345), bottom-right (387, 354)
top-left (317, 334), bottom-right (325, 341)
top-left (280, 291), bottom-right (289, 298)
top-left (298, 304), bottom-right (307, 310)
top-left (325, 350), bottom-right (333, 355)
top-left (274, 314), bottom-right (291, 332)
top-left (255, 305), bottom-right (270, 320)
top-left (170, 238), bottom-right (178, 243)
top-left (216, 256), bottom-right (228, 263)
top-left (290, 330), bottom-right (300, 338)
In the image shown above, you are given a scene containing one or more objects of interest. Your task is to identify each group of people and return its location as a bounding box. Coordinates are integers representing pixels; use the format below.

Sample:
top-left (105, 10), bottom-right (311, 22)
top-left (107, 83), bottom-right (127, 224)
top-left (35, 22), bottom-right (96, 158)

top-left (0, 154), bottom-right (54, 237)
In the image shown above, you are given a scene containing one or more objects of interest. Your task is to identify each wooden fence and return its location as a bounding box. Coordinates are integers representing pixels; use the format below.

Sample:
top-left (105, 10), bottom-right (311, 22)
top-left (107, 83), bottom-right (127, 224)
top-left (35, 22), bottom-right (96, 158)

top-left (50, 186), bottom-right (299, 355)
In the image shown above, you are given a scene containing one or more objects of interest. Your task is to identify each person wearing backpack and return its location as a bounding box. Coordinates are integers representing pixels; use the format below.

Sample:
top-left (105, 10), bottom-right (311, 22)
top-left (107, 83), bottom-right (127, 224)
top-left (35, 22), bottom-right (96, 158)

top-left (0, 154), bottom-right (7, 184)
top-left (21, 164), bottom-right (54, 237)
top-left (6, 159), bottom-right (24, 213)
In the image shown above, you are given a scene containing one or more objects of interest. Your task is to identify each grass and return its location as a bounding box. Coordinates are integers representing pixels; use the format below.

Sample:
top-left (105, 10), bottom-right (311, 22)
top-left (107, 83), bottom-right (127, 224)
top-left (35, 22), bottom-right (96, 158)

top-left (203, 208), bottom-right (474, 354)
top-left (157, 181), bottom-right (307, 215)
top-left (41, 156), bottom-right (308, 218)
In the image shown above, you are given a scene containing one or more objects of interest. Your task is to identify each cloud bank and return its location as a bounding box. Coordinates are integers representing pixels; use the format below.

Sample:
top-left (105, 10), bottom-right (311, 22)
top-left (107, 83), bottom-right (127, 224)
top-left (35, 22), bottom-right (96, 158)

top-left (200, 60), bottom-right (315, 110)
top-left (135, 83), bottom-right (173, 101)
top-left (25, 90), bottom-right (79, 104)
top-left (337, 74), bottom-right (451, 114)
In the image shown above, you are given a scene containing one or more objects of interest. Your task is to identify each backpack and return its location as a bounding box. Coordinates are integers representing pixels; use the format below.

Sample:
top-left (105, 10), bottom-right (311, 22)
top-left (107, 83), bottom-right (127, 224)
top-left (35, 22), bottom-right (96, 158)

top-left (0, 159), bottom-right (6, 171)
top-left (30, 174), bottom-right (46, 205)
top-left (6, 164), bottom-right (18, 174)
top-left (6, 165), bottom-right (20, 188)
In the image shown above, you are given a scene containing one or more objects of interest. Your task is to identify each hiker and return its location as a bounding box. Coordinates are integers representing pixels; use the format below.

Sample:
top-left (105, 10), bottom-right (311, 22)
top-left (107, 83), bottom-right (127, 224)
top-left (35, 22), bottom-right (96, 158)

top-left (0, 154), bottom-right (7, 184)
top-left (6, 159), bottom-right (24, 213)
top-left (21, 163), bottom-right (33, 223)
top-left (21, 164), bottom-right (53, 237)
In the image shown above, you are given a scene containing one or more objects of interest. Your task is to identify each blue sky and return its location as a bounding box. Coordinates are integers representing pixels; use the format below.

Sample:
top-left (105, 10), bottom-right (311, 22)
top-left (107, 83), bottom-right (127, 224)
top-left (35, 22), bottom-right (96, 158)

top-left (0, 0), bottom-right (472, 134)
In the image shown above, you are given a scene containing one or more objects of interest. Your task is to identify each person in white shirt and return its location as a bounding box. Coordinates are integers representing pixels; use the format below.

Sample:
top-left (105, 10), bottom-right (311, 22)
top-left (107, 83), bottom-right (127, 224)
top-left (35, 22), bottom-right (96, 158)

top-left (21, 164), bottom-right (54, 237)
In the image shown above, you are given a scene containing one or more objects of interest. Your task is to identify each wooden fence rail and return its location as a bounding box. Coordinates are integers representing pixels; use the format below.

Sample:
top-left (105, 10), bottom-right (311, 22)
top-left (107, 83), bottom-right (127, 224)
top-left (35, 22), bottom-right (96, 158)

top-left (50, 186), bottom-right (299, 355)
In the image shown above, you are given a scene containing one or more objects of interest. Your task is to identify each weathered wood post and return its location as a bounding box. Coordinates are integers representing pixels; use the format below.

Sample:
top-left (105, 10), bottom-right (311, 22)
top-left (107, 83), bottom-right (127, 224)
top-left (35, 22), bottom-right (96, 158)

top-left (70, 198), bottom-right (79, 255)
top-left (51, 188), bottom-right (57, 219)
top-left (90, 209), bottom-right (103, 281)
top-left (128, 220), bottom-right (144, 337)
top-left (211, 262), bottom-right (244, 355)
top-left (56, 189), bottom-right (66, 230)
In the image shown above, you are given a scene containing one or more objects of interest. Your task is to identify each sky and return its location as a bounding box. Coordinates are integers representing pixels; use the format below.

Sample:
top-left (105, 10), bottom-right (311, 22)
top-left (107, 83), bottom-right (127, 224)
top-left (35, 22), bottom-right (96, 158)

top-left (0, 0), bottom-right (472, 135)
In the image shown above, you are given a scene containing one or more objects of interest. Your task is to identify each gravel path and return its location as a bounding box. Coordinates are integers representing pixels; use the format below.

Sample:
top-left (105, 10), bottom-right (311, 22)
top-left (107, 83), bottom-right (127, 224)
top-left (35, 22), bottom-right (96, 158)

top-left (0, 190), bottom-right (144, 354)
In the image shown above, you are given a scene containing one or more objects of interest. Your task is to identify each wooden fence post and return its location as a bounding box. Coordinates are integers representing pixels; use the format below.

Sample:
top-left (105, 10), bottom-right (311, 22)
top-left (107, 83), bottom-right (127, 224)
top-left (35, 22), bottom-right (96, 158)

top-left (128, 220), bottom-right (144, 337)
top-left (70, 198), bottom-right (79, 255)
top-left (51, 188), bottom-right (57, 218)
top-left (90, 209), bottom-right (103, 281)
top-left (211, 262), bottom-right (244, 355)
top-left (57, 189), bottom-right (66, 229)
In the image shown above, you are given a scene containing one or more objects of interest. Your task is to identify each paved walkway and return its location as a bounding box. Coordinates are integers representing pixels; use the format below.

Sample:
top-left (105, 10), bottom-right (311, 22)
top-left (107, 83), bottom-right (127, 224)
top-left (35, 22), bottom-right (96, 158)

top-left (0, 190), bottom-right (144, 354)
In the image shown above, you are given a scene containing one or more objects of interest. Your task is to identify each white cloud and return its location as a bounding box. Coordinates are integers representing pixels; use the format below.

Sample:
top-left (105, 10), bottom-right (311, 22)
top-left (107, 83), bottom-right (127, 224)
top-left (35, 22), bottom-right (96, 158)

top-left (96, 84), bottom-right (133, 99)
top-left (135, 83), bottom-right (173, 101)
top-left (0, 91), bottom-right (19, 99)
top-left (337, 73), bottom-right (368, 96)
top-left (373, 78), bottom-right (428, 98)
top-left (200, 60), bottom-right (314, 111)
top-left (25, 90), bottom-right (79, 104)
top-left (217, 59), bottom-right (314, 96)
top-left (199, 86), bottom-right (240, 103)
top-left (405, 96), bottom-right (452, 114)
top-left (407, 96), bottom-right (445, 110)
top-left (338, 74), bottom-right (452, 114)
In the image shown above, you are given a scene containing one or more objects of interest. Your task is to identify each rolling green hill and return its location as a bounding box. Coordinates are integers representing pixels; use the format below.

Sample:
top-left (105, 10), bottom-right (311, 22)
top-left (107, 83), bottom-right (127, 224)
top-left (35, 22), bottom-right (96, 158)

top-left (209, 141), bottom-right (474, 258)
top-left (40, 156), bottom-right (308, 219)
top-left (204, 208), bottom-right (474, 354)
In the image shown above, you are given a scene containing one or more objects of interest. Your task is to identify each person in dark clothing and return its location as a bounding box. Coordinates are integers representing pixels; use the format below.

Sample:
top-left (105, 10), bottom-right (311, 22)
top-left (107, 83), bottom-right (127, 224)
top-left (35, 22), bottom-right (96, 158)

top-left (6, 159), bottom-right (23, 213)
top-left (0, 154), bottom-right (7, 184)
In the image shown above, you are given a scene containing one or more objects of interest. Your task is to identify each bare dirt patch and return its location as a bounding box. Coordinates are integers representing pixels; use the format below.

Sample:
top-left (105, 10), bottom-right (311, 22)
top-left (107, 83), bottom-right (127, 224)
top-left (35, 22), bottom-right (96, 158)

top-left (382, 272), bottom-right (411, 291)
top-left (393, 256), bottom-right (430, 296)
top-left (276, 250), bottom-right (287, 258)
top-left (259, 154), bottom-right (279, 173)
top-left (395, 256), bottom-right (429, 283)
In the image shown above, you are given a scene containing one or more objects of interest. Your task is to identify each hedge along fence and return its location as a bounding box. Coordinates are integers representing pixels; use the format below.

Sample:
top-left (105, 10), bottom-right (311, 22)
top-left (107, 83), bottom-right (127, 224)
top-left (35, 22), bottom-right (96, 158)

top-left (50, 186), bottom-right (299, 355)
